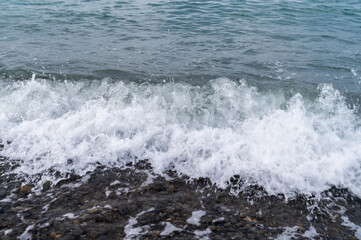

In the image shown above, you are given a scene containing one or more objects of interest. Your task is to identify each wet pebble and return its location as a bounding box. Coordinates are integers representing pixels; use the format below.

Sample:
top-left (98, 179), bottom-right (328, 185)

top-left (42, 181), bottom-right (52, 191)
top-left (19, 185), bottom-right (32, 194)
top-left (0, 165), bottom-right (359, 239)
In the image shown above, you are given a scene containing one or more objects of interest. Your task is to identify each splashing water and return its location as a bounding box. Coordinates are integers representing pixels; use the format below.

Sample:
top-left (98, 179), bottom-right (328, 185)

top-left (0, 76), bottom-right (360, 198)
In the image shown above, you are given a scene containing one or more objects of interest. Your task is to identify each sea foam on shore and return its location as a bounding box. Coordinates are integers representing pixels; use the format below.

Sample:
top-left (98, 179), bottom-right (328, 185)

top-left (0, 76), bottom-right (360, 198)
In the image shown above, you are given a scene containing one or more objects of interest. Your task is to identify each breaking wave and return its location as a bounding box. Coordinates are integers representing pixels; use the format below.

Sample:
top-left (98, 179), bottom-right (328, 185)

top-left (0, 75), bottom-right (360, 198)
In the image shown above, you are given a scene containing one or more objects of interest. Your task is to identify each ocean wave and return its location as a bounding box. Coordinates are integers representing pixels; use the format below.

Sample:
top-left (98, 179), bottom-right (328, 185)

top-left (0, 75), bottom-right (360, 198)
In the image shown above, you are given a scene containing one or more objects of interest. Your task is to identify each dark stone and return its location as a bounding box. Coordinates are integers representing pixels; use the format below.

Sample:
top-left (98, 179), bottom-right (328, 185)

top-left (144, 182), bottom-right (167, 192)
top-left (0, 188), bottom-right (7, 198)
top-left (0, 164), bottom-right (358, 239)
top-left (43, 181), bottom-right (52, 191)
top-left (72, 227), bottom-right (84, 237)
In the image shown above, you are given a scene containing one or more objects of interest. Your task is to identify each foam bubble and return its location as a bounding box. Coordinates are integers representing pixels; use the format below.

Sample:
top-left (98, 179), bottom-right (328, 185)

top-left (187, 210), bottom-right (206, 226)
top-left (160, 222), bottom-right (183, 236)
top-left (0, 77), bottom-right (360, 198)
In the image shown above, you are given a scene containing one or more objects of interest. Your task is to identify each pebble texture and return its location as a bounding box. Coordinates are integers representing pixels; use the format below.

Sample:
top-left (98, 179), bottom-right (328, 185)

top-left (0, 159), bottom-right (360, 239)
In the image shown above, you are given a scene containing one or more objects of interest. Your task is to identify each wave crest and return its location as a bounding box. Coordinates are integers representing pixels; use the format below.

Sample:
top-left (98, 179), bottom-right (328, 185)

top-left (0, 76), bottom-right (360, 197)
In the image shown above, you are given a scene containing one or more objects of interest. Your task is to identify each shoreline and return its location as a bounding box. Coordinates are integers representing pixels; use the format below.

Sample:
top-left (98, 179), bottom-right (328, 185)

top-left (0, 159), bottom-right (360, 239)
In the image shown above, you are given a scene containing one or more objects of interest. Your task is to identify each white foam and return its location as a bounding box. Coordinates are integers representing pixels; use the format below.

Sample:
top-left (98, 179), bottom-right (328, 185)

top-left (0, 77), bottom-right (361, 197)
top-left (351, 69), bottom-right (357, 77)
top-left (18, 224), bottom-right (34, 240)
top-left (124, 207), bottom-right (154, 239)
top-left (63, 213), bottom-right (77, 219)
top-left (160, 222), bottom-right (182, 236)
top-left (0, 193), bottom-right (14, 202)
top-left (81, 174), bottom-right (91, 183)
top-left (330, 202), bottom-right (361, 239)
top-left (110, 180), bottom-right (121, 186)
top-left (302, 225), bottom-right (319, 239)
top-left (39, 222), bottom-right (50, 228)
top-left (276, 226), bottom-right (300, 240)
top-left (140, 171), bottom-right (157, 187)
top-left (212, 217), bottom-right (224, 223)
top-left (41, 204), bottom-right (50, 213)
top-left (194, 228), bottom-right (212, 239)
top-left (4, 229), bottom-right (13, 235)
top-left (116, 187), bottom-right (133, 195)
top-left (105, 187), bottom-right (112, 197)
top-left (341, 216), bottom-right (361, 239)
top-left (187, 210), bottom-right (206, 226)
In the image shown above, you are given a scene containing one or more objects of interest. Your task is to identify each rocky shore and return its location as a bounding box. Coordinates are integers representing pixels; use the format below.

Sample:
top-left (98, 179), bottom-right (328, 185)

top-left (0, 158), bottom-right (360, 239)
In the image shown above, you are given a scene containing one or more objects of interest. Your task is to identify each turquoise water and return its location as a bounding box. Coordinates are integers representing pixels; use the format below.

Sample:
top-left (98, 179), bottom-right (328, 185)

top-left (1, 0), bottom-right (361, 198)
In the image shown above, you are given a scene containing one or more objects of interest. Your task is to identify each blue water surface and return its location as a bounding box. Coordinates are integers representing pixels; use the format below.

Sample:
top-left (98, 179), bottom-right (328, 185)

top-left (1, 0), bottom-right (361, 96)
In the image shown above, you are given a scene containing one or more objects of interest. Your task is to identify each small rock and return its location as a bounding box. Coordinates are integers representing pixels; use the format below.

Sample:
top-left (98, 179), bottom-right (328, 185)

top-left (81, 214), bottom-right (90, 220)
top-left (220, 206), bottom-right (228, 212)
top-left (209, 225), bottom-right (216, 231)
top-left (167, 185), bottom-right (175, 193)
top-left (244, 223), bottom-right (252, 229)
top-left (247, 233), bottom-right (256, 239)
top-left (50, 232), bottom-right (57, 238)
top-left (20, 185), bottom-right (32, 194)
top-left (150, 230), bottom-right (160, 236)
top-left (296, 222), bottom-right (303, 230)
top-left (43, 181), bottom-right (52, 191)
top-left (72, 228), bottom-right (83, 237)
top-left (88, 231), bottom-right (97, 238)
top-left (87, 207), bottom-right (101, 214)
top-left (0, 189), bottom-right (7, 198)
top-left (236, 222), bottom-right (243, 228)
top-left (104, 213), bottom-right (113, 223)
top-left (249, 227), bottom-right (257, 233)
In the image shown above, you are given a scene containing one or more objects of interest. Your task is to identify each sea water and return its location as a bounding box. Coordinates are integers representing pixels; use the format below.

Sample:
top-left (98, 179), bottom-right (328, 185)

top-left (1, 0), bottom-right (361, 199)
